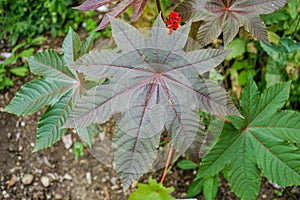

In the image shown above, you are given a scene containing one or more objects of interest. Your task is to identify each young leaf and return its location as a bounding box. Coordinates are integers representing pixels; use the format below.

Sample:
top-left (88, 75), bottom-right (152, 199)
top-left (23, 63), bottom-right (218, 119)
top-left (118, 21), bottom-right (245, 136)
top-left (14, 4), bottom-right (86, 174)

top-left (63, 28), bottom-right (81, 65)
top-left (187, 178), bottom-right (204, 197)
top-left (128, 176), bottom-right (175, 200)
top-left (76, 124), bottom-right (99, 147)
top-left (177, 160), bottom-right (198, 170)
top-left (197, 77), bottom-right (300, 200)
top-left (80, 32), bottom-right (95, 56)
top-left (64, 15), bottom-right (240, 190)
top-left (177, 0), bottom-right (288, 46)
top-left (203, 175), bottom-right (218, 200)
top-left (75, 0), bottom-right (147, 30)
top-left (3, 29), bottom-right (94, 151)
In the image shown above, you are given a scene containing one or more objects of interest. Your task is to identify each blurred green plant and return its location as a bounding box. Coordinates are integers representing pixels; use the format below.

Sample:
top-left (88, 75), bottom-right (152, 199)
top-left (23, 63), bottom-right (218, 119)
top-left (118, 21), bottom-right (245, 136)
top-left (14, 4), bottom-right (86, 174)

top-left (259, 0), bottom-right (300, 109)
top-left (223, 37), bottom-right (260, 100)
top-left (129, 176), bottom-right (175, 200)
top-left (262, 0), bottom-right (300, 39)
top-left (0, 36), bottom-right (46, 90)
top-left (73, 141), bottom-right (85, 160)
top-left (260, 38), bottom-right (300, 108)
top-left (0, 0), bottom-right (86, 46)
top-left (226, 38), bottom-right (258, 87)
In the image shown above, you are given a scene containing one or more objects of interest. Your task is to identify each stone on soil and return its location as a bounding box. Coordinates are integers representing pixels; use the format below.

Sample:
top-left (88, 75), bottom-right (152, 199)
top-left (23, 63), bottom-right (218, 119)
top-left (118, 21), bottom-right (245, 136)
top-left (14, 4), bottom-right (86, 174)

top-left (22, 174), bottom-right (34, 185)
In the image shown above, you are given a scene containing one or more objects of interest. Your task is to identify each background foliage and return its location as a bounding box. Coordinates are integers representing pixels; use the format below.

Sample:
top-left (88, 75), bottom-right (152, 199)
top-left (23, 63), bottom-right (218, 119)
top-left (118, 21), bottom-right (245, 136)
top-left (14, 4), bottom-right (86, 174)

top-left (0, 0), bottom-right (85, 45)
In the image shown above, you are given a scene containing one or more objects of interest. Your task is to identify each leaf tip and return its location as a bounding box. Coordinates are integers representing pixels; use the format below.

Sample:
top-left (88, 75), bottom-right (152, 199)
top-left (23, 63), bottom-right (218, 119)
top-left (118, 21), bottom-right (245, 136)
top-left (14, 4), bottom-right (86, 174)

top-left (32, 145), bottom-right (40, 153)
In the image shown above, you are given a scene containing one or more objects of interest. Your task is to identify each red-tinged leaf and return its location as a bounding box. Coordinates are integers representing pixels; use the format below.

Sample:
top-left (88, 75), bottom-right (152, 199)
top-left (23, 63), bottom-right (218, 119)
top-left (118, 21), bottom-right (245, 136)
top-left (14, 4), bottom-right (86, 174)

top-left (64, 15), bottom-right (240, 190)
top-left (132, 0), bottom-right (147, 21)
top-left (96, 0), bottom-right (135, 30)
top-left (77, 0), bottom-right (149, 30)
top-left (74, 0), bottom-right (115, 10)
top-left (177, 0), bottom-right (288, 46)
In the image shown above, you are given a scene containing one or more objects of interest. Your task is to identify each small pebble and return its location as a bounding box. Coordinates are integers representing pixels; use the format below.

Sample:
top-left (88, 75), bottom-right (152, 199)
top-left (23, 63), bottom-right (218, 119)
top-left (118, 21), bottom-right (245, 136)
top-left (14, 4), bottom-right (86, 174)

top-left (7, 174), bottom-right (17, 188)
top-left (54, 193), bottom-right (63, 200)
top-left (22, 174), bottom-right (34, 185)
top-left (20, 121), bottom-right (26, 127)
top-left (7, 132), bottom-right (12, 139)
top-left (111, 185), bottom-right (119, 190)
top-left (18, 146), bottom-right (23, 152)
top-left (86, 172), bottom-right (92, 185)
top-left (30, 142), bottom-right (35, 147)
top-left (47, 172), bottom-right (58, 180)
top-left (41, 176), bottom-right (51, 187)
top-left (292, 186), bottom-right (300, 194)
top-left (7, 144), bottom-right (14, 152)
top-left (62, 134), bottom-right (72, 149)
top-left (99, 132), bottom-right (105, 141)
top-left (62, 174), bottom-right (72, 181)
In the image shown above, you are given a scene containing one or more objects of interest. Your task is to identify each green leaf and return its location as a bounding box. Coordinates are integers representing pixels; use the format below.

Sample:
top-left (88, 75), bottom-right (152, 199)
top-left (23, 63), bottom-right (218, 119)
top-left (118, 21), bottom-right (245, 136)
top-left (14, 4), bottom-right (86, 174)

top-left (187, 178), bottom-right (203, 197)
top-left (63, 27), bottom-right (81, 64)
top-left (197, 121), bottom-right (240, 178)
top-left (280, 38), bottom-right (300, 53)
top-left (27, 50), bottom-right (76, 80)
top-left (261, 9), bottom-right (290, 25)
top-left (76, 124), bottom-right (99, 147)
top-left (3, 28), bottom-right (92, 151)
top-left (260, 42), bottom-right (287, 63)
top-left (197, 77), bottom-right (300, 200)
top-left (80, 32), bottom-right (95, 56)
top-left (176, 160), bottom-right (198, 170)
top-left (73, 141), bottom-right (85, 160)
top-left (34, 89), bottom-right (76, 151)
top-left (265, 58), bottom-right (282, 88)
top-left (0, 76), bottom-right (13, 89)
top-left (226, 39), bottom-right (246, 60)
top-left (267, 31), bottom-right (280, 43)
top-left (2, 55), bottom-right (17, 66)
top-left (12, 42), bottom-right (27, 54)
top-left (3, 79), bottom-right (71, 116)
top-left (203, 175), bottom-right (218, 200)
top-left (129, 177), bottom-right (175, 200)
top-left (160, 0), bottom-right (170, 12)
top-left (9, 66), bottom-right (29, 77)
top-left (288, 0), bottom-right (298, 19)
top-left (17, 48), bottom-right (34, 58)
top-left (248, 79), bottom-right (290, 124)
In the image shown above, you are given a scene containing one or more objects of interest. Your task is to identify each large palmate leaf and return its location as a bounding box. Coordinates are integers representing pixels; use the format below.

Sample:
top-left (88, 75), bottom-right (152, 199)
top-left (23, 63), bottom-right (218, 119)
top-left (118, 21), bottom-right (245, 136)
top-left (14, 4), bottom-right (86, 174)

top-left (75, 0), bottom-right (147, 30)
top-left (3, 28), bottom-right (95, 151)
top-left (196, 77), bottom-right (300, 200)
top-left (64, 15), bottom-right (240, 189)
top-left (177, 0), bottom-right (288, 46)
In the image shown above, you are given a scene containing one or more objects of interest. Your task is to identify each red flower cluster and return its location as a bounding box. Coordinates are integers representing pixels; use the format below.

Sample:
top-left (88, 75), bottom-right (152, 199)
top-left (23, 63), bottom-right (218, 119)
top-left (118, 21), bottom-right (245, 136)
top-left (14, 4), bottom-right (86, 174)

top-left (166, 12), bottom-right (182, 31)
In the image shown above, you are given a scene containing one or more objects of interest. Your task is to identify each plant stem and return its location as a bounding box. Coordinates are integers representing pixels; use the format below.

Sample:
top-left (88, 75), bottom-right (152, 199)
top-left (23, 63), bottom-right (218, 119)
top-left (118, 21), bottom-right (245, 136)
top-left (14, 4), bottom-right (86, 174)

top-left (215, 114), bottom-right (232, 123)
top-left (160, 145), bottom-right (175, 183)
top-left (156, 0), bottom-right (164, 20)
